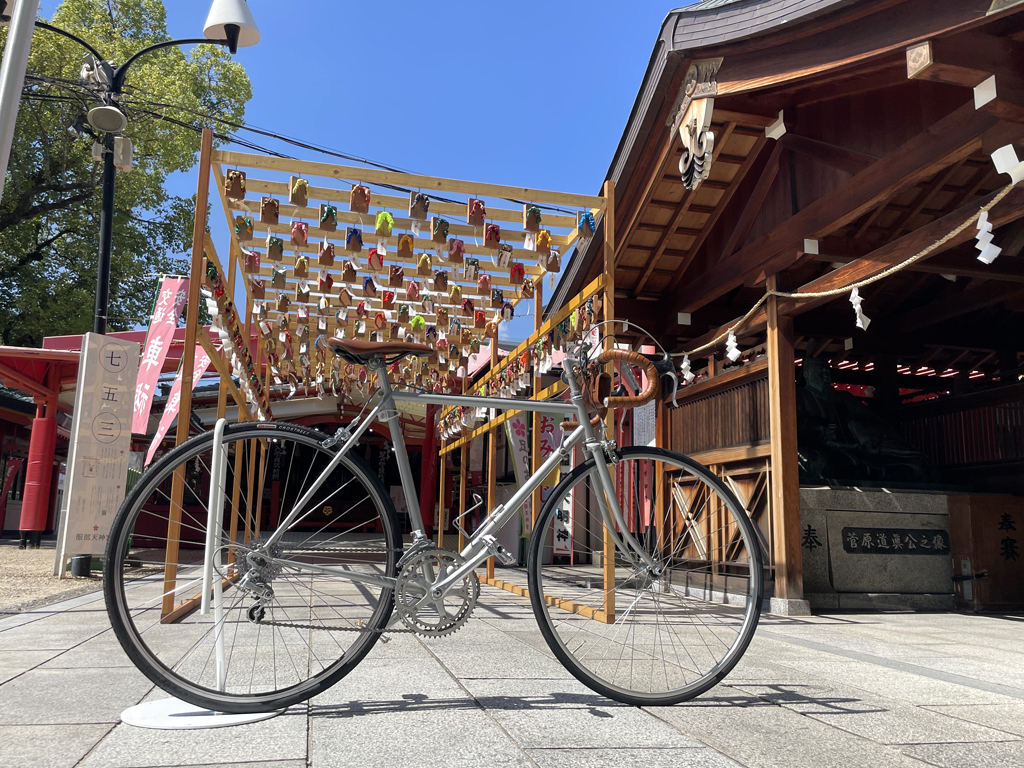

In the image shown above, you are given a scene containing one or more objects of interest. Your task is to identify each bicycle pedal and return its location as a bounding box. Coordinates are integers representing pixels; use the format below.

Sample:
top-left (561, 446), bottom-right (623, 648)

top-left (482, 535), bottom-right (517, 566)
top-left (494, 545), bottom-right (517, 566)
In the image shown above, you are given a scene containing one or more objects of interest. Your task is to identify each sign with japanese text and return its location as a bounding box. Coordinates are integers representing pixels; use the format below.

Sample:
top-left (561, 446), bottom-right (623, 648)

top-left (504, 413), bottom-right (563, 541)
top-left (145, 344), bottom-right (213, 465)
top-left (57, 333), bottom-right (139, 559)
top-left (131, 277), bottom-right (188, 434)
top-left (841, 527), bottom-right (950, 555)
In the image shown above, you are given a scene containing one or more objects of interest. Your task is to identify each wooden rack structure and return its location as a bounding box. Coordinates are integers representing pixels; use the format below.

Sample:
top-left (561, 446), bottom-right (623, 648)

top-left (159, 128), bottom-right (616, 622)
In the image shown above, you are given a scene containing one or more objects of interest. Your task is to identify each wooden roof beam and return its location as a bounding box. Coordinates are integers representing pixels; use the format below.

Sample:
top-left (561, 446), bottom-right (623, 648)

top-left (670, 101), bottom-right (1019, 317)
top-left (663, 134), bottom-right (771, 295)
top-left (907, 32), bottom-right (1024, 89)
top-left (881, 158), bottom-right (968, 242)
top-left (675, 183), bottom-right (1024, 354)
top-left (889, 282), bottom-right (1024, 334)
top-left (718, 142), bottom-right (785, 262)
top-left (812, 250), bottom-right (1024, 284)
top-left (614, 134), bottom-right (681, 267)
top-left (781, 134), bottom-right (878, 176)
top-left (624, 122), bottom-right (738, 292)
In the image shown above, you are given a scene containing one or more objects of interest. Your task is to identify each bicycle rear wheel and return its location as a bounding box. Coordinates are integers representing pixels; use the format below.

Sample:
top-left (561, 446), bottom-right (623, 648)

top-left (104, 422), bottom-right (400, 713)
top-left (528, 447), bottom-right (764, 706)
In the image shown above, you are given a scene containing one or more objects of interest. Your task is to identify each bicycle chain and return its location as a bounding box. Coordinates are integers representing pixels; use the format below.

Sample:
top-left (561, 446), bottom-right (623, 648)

top-left (252, 617), bottom-right (419, 634)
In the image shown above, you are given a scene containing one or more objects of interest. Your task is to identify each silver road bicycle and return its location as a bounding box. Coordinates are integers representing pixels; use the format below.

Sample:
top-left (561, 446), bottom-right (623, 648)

top-left (105, 335), bottom-right (764, 713)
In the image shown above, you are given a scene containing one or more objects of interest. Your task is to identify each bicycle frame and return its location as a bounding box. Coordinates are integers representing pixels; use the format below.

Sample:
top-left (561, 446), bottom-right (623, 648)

top-left (257, 353), bottom-right (658, 599)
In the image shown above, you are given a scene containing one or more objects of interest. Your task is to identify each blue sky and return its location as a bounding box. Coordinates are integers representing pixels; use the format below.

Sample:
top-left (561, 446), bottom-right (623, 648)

top-left (39, 0), bottom-right (688, 341)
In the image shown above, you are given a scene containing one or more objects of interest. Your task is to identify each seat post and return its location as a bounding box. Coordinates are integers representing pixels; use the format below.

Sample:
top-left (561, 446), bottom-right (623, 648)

top-left (370, 357), bottom-right (427, 539)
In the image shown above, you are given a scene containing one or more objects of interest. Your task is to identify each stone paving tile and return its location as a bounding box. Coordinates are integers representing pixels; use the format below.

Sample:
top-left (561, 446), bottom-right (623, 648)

top-left (647, 694), bottom-right (933, 768)
top-left (527, 746), bottom-right (742, 767)
top-left (0, 723), bottom-right (114, 768)
top-left (0, 649), bottom-right (61, 684)
top-left (900, 740), bottom-right (1024, 768)
top-left (0, 666), bottom-right (154, 725)
top-left (0, 621), bottom-right (109, 650)
top-left (79, 708), bottom-right (309, 768)
top-left (920, 703), bottom-right (1024, 738)
top-left (787, 660), bottom-right (1022, 706)
top-left (310, 657), bottom-right (470, 707)
top-left (458, 678), bottom-right (700, 750)
top-left (802, 702), bottom-right (1019, 745)
top-left (310, 706), bottom-right (532, 768)
top-left (423, 643), bottom-right (574, 680)
top-left (909, 658), bottom-right (1024, 690)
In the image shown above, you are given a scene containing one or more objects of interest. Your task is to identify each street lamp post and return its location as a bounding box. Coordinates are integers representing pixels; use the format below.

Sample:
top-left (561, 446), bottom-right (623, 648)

top-left (89, 0), bottom-right (261, 334)
top-left (3, 0), bottom-right (260, 576)
top-left (1, 0), bottom-right (260, 333)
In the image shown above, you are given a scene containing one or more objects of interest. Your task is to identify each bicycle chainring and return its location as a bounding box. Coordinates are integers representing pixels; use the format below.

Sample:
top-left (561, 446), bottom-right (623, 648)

top-left (394, 548), bottom-right (479, 638)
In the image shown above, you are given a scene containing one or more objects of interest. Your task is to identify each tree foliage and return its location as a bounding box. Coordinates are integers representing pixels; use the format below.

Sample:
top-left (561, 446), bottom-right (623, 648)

top-left (0, 0), bottom-right (251, 345)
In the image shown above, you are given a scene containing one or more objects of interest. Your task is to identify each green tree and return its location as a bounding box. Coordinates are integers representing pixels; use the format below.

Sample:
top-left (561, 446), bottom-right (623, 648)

top-left (0, 0), bottom-right (251, 345)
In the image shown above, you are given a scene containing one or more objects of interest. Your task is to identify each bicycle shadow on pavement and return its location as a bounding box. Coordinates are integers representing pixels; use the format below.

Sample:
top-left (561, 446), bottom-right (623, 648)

top-left (309, 684), bottom-right (880, 719)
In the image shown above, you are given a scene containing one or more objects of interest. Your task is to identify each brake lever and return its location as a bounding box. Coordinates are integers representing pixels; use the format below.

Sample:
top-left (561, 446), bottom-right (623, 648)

top-left (653, 354), bottom-right (680, 408)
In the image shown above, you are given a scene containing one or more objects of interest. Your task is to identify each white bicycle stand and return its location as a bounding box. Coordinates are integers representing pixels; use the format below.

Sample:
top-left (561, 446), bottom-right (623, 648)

top-left (120, 698), bottom-right (284, 729)
top-left (121, 420), bottom-right (284, 730)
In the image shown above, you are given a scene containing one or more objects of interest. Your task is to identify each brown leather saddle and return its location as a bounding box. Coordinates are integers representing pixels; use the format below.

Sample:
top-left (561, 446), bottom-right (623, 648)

top-left (326, 338), bottom-right (436, 365)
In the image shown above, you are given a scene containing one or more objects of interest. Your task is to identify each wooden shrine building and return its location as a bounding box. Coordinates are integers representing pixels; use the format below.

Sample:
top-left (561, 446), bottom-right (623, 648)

top-left (553, 0), bottom-right (1024, 612)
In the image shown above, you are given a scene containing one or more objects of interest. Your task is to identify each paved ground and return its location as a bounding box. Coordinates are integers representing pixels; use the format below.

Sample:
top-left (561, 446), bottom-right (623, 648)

top-left (1, 575), bottom-right (1023, 768)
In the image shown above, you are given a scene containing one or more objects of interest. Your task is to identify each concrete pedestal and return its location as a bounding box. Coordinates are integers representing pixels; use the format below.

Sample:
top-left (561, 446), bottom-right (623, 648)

top-left (800, 487), bottom-right (955, 611)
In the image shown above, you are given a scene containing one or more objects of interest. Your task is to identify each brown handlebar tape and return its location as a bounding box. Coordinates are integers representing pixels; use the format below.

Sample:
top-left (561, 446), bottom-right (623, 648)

top-left (561, 349), bottom-right (659, 430)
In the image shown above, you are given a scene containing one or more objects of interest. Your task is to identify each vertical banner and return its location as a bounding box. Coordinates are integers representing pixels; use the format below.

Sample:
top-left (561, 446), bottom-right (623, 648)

top-left (145, 344), bottom-right (213, 465)
top-left (55, 333), bottom-right (139, 566)
top-left (505, 415), bottom-right (533, 529)
top-left (554, 443), bottom-right (577, 560)
top-left (132, 277), bottom-right (188, 434)
top-left (469, 434), bottom-right (484, 487)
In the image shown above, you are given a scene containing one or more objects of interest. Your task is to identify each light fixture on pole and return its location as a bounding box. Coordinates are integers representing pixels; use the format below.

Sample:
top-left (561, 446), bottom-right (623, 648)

top-left (204, 0), bottom-right (261, 54)
top-left (87, 104), bottom-right (127, 134)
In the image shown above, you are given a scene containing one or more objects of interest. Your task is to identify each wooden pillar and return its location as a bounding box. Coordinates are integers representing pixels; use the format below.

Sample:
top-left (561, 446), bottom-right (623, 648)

top-left (766, 274), bottom-right (805, 605)
top-left (486, 338), bottom-right (498, 580)
top-left (458, 366), bottom-right (469, 553)
top-left (457, 443), bottom-right (468, 552)
top-left (602, 179), bottom-right (616, 623)
top-left (161, 128), bottom-right (213, 618)
top-left (655, 392), bottom-right (667, 557)
top-left (219, 243), bottom-right (239, 565)
top-left (420, 404), bottom-right (439, 538)
top-left (530, 281), bottom-right (543, 533)
top-left (437, 440), bottom-right (448, 548)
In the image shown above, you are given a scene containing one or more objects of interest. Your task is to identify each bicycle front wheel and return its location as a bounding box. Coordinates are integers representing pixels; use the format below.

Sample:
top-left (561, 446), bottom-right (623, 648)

top-left (528, 447), bottom-right (764, 706)
top-left (104, 422), bottom-right (401, 713)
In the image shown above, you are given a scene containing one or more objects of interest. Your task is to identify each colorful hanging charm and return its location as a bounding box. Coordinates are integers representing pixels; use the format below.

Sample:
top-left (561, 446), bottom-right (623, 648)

top-left (350, 185), bottom-right (372, 214)
top-left (260, 196), bottom-right (279, 225)
top-left (234, 215), bottom-right (254, 242)
top-left (289, 176), bottom-right (309, 207)
top-left (467, 198), bottom-right (486, 226)
top-left (523, 204), bottom-right (542, 232)
top-left (225, 169), bottom-right (246, 200)
top-left (319, 203), bottom-right (338, 232)
top-left (291, 221), bottom-right (308, 247)
top-left (346, 227), bottom-right (364, 253)
top-left (579, 210), bottom-right (596, 238)
top-left (409, 191), bottom-right (430, 221)
top-left (376, 210), bottom-right (395, 238)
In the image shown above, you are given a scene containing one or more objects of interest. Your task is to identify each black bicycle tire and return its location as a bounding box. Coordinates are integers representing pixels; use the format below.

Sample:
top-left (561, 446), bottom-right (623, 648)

top-left (103, 421), bottom-right (400, 714)
top-left (527, 446), bottom-right (764, 707)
